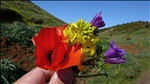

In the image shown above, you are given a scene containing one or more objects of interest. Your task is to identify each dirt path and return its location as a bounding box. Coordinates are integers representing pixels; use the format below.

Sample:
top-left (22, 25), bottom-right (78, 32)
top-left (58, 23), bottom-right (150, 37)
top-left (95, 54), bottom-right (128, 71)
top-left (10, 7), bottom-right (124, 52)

top-left (116, 44), bottom-right (146, 55)
top-left (117, 44), bottom-right (150, 84)
top-left (135, 71), bottom-right (150, 84)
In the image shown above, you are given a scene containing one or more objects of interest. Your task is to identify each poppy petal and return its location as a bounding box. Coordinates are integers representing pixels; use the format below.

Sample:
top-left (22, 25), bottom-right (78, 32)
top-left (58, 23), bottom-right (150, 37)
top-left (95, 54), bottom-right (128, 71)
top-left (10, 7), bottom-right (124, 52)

top-left (62, 44), bottom-right (82, 68)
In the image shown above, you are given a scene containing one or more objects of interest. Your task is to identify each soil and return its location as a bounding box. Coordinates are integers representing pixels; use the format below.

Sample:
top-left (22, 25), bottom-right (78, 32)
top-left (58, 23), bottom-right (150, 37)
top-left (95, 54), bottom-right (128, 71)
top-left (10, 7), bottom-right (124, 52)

top-left (116, 44), bottom-right (146, 55)
top-left (135, 71), bottom-right (150, 84)
top-left (117, 44), bottom-right (150, 84)
top-left (0, 36), bottom-right (36, 71)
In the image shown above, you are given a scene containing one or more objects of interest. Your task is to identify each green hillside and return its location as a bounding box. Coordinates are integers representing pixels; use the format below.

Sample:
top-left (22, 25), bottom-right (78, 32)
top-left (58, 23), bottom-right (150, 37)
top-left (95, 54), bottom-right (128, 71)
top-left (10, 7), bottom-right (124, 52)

top-left (1, 0), bottom-right (67, 45)
top-left (81, 21), bottom-right (150, 84)
top-left (99, 21), bottom-right (150, 35)
top-left (75, 21), bottom-right (150, 84)
top-left (1, 1), bottom-right (66, 26)
top-left (98, 21), bottom-right (150, 47)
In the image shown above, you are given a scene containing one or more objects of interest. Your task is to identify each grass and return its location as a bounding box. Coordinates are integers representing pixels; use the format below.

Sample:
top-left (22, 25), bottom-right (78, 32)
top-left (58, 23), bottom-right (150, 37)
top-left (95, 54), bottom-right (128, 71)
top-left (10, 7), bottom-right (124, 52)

top-left (0, 59), bottom-right (27, 84)
top-left (1, 1), bottom-right (66, 27)
top-left (76, 51), bottom-right (149, 84)
top-left (78, 22), bottom-right (150, 84)
top-left (1, 21), bottom-right (42, 45)
top-left (99, 27), bottom-right (150, 45)
top-left (1, 0), bottom-right (67, 43)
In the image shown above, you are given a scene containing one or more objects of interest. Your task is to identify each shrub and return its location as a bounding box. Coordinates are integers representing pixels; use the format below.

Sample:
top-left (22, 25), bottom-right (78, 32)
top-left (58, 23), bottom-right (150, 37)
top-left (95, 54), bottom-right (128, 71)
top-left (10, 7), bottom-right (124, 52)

top-left (120, 53), bottom-right (141, 79)
top-left (1, 21), bottom-right (42, 45)
top-left (0, 59), bottom-right (27, 84)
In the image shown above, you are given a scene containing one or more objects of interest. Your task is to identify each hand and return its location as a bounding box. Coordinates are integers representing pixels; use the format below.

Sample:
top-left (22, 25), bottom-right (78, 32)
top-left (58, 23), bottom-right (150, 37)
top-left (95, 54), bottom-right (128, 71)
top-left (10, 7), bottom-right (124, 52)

top-left (14, 67), bottom-right (74, 84)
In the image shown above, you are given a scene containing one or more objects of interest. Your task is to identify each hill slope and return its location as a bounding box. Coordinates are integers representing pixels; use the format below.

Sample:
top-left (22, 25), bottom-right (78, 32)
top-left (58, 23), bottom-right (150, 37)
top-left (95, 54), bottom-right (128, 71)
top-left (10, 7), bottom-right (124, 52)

top-left (1, 1), bottom-right (66, 26)
top-left (1, 1), bottom-right (67, 46)
top-left (99, 21), bottom-right (150, 34)
top-left (98, 21), bottom-right (150, 49)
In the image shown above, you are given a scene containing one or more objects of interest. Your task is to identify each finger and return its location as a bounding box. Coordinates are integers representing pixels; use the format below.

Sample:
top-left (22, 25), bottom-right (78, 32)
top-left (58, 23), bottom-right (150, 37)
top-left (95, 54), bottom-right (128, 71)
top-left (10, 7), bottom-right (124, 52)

top-left (49, 68), bottom-right (74, 84)
top-left (14, 67), bottom-right (54, 84)
top-left (40, 67), bottom-right (54, 82)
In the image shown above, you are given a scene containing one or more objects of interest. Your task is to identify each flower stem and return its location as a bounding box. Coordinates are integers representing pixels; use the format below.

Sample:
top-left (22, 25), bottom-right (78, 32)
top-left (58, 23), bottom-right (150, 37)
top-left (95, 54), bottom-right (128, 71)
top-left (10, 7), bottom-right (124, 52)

top-left (74, 73), bottom-right (108, 78)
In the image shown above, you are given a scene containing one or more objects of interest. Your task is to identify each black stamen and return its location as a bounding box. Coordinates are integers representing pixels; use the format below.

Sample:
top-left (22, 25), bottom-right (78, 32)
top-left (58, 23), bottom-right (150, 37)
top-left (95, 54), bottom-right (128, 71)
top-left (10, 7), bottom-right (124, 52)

top-left (47, 50), bottom-right (53, 61)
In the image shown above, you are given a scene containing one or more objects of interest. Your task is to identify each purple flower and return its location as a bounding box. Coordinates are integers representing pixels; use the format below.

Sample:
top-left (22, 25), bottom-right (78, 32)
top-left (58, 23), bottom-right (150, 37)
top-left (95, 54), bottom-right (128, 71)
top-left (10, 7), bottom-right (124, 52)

top-left (104, 58), bottom-right (126, 64)
top-left (90, 11), bottom-right (105, 28)
top-left (104, 40), bottom-right (126, 64)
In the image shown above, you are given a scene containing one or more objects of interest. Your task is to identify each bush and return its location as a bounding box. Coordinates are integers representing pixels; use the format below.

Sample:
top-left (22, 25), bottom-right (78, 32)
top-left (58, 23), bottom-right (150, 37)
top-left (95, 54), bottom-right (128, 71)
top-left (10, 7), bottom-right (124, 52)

top-left (120, 53), bottom-right (141, 79)
top-left (0, 59), bottom-right (27, 84)
top-left (1, 21), bottom-right (42, 45)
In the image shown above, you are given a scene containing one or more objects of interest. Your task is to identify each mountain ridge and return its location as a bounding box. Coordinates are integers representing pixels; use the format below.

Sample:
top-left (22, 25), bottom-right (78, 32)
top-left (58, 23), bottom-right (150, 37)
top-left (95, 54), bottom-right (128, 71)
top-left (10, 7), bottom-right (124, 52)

top-left (99, 21), bottom-right (150, 34)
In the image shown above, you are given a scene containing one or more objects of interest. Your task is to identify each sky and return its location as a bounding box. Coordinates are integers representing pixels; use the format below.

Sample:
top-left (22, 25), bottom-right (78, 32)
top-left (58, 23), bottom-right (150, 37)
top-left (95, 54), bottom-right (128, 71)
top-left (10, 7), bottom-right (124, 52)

top-left (31, 1), bottom-right (149, 28)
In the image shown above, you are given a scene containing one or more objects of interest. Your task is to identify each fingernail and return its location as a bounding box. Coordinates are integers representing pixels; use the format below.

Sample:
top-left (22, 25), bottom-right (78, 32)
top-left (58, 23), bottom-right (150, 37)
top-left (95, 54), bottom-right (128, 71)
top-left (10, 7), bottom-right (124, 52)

top-left (57, 68), bottom-right (73, 84)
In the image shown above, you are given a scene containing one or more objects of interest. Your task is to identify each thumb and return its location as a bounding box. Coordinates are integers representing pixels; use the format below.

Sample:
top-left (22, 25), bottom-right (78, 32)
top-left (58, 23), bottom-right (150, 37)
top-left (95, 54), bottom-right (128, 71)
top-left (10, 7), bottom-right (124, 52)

top-left (49, 68), bottom-right (74, 84)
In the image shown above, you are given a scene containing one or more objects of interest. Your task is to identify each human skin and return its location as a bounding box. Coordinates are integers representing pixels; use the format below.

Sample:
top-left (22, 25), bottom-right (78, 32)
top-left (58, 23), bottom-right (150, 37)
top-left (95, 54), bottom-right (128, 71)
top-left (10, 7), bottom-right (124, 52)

top-left (14, 67), bottom-right (74, 84)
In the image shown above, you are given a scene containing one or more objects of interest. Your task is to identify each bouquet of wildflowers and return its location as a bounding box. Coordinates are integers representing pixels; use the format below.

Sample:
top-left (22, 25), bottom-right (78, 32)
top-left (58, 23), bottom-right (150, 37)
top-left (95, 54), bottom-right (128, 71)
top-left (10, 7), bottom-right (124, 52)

top-left (32, 11), bottom-right (126, 77)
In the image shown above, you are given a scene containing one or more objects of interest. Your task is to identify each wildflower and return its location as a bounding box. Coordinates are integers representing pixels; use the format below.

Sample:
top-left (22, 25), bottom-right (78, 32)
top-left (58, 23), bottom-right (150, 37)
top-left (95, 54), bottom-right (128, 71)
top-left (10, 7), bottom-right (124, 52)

top-left (104, 40), bottom-right (126, 64)
top-left (90, 11), bottom-right (105, 28)
top-left (104, 58), bottom-right (126, 64)
top-left (63, 19), bottom-right (98, 56)
top-left (32, 25), bottom-right (82, 71)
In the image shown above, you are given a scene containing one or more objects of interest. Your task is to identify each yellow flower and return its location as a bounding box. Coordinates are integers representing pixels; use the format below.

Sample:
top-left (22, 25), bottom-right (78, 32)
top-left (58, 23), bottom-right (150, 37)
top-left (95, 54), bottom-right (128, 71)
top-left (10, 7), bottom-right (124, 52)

top-left (63, 19), bottom-right (99, 56)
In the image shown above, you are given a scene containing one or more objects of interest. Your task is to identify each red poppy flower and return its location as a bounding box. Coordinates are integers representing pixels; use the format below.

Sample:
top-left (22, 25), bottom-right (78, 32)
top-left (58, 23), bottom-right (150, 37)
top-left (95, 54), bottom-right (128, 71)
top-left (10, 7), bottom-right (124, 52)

top-left (32, 25), bottom-right (82, 71)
